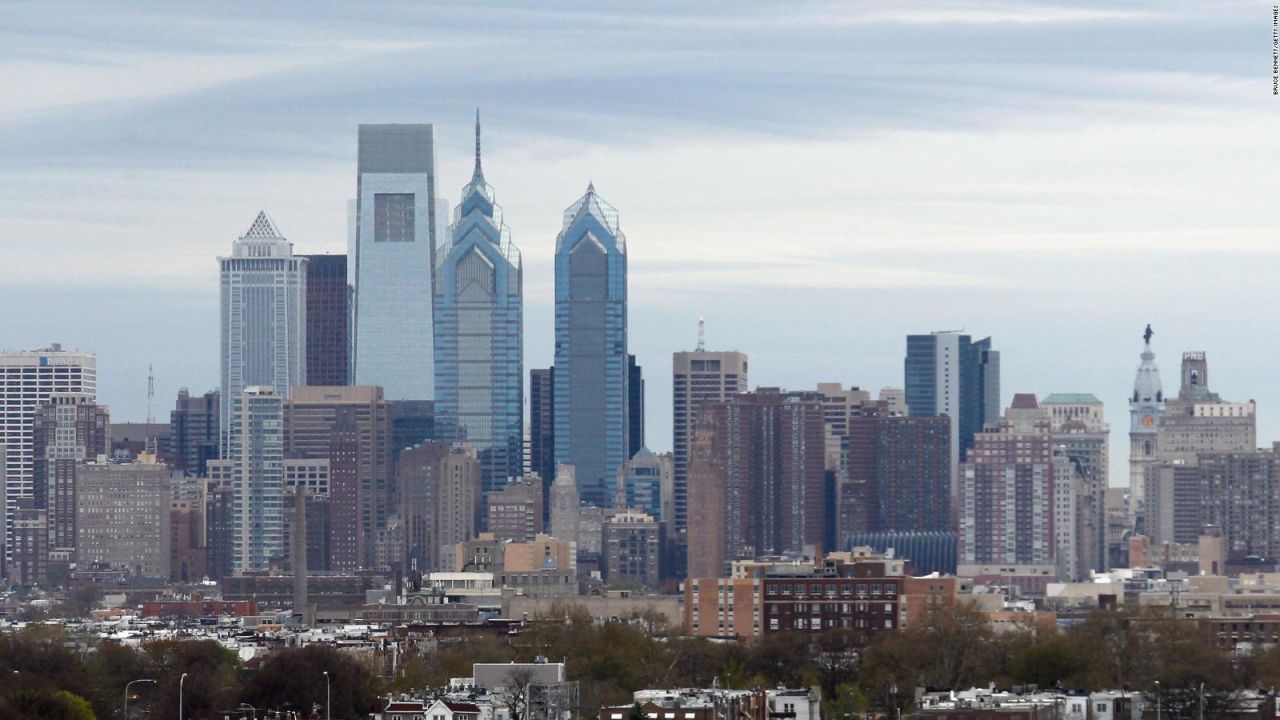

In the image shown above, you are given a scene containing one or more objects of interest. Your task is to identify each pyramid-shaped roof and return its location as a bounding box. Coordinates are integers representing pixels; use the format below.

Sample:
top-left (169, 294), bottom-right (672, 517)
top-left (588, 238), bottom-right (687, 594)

top-left (242, 211), bottom-right (283, 240)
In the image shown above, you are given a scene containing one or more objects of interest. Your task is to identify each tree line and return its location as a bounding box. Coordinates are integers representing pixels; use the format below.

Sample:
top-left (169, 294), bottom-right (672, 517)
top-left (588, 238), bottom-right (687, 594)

top-left (3, 602), bottom-right (1279, 719)
top-left (0, 627), bottom-right (378, 719)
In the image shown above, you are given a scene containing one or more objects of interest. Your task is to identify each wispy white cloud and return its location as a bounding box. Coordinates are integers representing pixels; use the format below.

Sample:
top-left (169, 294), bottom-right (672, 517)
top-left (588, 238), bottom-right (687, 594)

top-left (0, 0), bottom-right (1273, 486)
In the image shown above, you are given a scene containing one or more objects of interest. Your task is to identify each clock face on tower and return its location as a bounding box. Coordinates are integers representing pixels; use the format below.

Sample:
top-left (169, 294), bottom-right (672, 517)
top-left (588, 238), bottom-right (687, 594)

top-left (1142, 415), bottom-right (1155, 428)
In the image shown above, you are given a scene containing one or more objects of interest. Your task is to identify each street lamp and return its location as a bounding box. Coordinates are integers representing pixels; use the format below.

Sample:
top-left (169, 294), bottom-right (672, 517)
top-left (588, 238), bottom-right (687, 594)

top-left (1199, 683), bottom-right (1205, 720)
top-left (179, 672), bottom-right (189, 720)
top-left (1154, 681), bottom-right (1161, 720)
top-left (123, 678), bottom-right (156, 718)
top-left (323, 670), bottom-right (330, 720)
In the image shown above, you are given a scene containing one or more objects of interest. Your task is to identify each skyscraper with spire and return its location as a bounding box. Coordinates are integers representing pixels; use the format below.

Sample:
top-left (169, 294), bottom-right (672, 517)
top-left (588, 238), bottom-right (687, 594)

top-left (218, 212), bottom-right (307, 448)
top-left (433, 111), bottom-right (523, 497)
top-left (553, 183), bottom-right (628, 507)
top-left (1128, 324), bottom-right (1164, 527)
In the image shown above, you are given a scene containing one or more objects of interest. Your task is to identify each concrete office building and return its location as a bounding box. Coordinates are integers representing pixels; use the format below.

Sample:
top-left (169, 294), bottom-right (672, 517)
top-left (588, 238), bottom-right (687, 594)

top-left (281, 457), bottom-right (334, 572)
top-left (433, 115), bottom-right (523, 496)
top-left (398, 442), bottom-right (481, 572)
top-left (350, 124), bottom-right (438, 401)
top-left (1156, 351), bottom-right (1255, 458)
top-left (398, 441), bottom-right (449, 574)
top-left (170, 498), bottom-right (207, 583)
top-left (549, 465), bottom-right (581, 555)
top-left (686, 389), bottom-right (826, 579)
top-left (672, 342), bottom-right (748, 569)
top-left (1144, 350), bottom-right (1256, 543)
top-left (11, 498), bottom-right (45, 587)
top-left (1042, 393), bottom-right (1108, 574)
top-left (284, 385), bottom-right (392, 569)
top-left (486, 476), bottom-right (543, 542)
top-left (0, 345), bottom-right (96, 576)
top-left (437, 445), bottom-right (482, 570)
top-left (602, 510), bottom-right (661, 587)
top-left (218, 212), bottom-right (307, 448)
top-left (301, 254), bottom-right (350, 386)
top-left (904, 332), bottom-right (1000, 499)
top-left (33, 393), bottom-right (109, 555)
top-left (553, 184), bottom-right (629, 508)
top-left (816, 383), bottom-right (872, 473)
top-left (1051, 445), bottom-right (1096, 582)
top-left (77, 459), bottom-right (170, 578)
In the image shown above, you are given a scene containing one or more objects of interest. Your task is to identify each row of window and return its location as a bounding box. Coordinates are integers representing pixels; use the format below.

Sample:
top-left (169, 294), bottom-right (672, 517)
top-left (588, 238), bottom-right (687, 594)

top-left (766, 582), bottom-right (897, 597)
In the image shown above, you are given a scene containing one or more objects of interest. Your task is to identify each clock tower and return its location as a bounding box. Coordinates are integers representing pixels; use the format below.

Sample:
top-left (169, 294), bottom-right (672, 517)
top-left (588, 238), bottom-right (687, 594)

top-left (1129, 324), bottom-right (1164, 531)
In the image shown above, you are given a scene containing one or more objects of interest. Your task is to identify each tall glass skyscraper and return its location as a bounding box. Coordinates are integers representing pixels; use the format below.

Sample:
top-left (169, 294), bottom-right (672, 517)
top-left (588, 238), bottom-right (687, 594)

top-left (350, 124), bottom-right (437, 401)
top-left (433, 113), bottom-right (523, 496)
top-left (219, 212), bottom-right (306, 449)
top-left (904, 331), bottom-right (1000, 500)
top-left (553, 183), bottom-right (628, 507)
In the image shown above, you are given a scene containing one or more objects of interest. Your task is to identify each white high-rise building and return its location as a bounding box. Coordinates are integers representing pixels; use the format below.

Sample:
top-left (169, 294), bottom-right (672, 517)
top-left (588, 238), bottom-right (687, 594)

top-left (0, 345), bottom-right (96, 574)
top-left (350, 124), bottom-right (438, 401)
top-left (218, 212), bottom-right (306, 449)
top-left (209, 387), bottom-right (285, 573)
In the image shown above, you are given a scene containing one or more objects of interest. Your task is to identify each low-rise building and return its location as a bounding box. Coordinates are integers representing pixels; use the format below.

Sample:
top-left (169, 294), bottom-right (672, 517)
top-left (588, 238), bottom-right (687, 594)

top-left (601, 688), bottom-right (819, 720)
top-left (685, 550), bottom-right (906, 641)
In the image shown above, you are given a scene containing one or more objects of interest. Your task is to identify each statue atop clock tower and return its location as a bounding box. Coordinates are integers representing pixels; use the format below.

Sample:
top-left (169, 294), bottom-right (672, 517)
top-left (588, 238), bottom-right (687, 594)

top-left (1129, 325), bottom-right (1164, 531)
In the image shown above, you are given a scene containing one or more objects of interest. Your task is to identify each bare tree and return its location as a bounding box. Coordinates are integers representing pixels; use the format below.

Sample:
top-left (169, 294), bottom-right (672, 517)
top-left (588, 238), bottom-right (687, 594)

top-left (498, 667), bottom-right (538, 720)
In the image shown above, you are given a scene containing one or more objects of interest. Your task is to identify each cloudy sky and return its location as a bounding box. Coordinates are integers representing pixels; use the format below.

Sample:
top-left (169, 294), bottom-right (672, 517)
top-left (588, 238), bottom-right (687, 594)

top-left (1, 1), bottom-right (1274, 485)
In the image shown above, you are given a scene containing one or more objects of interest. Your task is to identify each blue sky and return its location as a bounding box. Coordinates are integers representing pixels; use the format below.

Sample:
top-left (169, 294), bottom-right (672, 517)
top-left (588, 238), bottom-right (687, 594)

top-left (0, 1), bottom-right (1275, 486)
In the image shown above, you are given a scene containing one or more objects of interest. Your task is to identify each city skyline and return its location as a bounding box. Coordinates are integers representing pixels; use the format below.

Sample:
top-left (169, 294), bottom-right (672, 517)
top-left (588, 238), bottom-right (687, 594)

top-left (1, 2), bottom-right (1275, 492)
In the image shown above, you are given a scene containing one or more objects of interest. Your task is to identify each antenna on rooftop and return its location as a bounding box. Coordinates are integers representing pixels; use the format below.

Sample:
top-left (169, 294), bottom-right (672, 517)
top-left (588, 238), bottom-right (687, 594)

top-left (696, 316), bottom-right (705, 352)
top-left (146, 364), bottom-right (156, 455)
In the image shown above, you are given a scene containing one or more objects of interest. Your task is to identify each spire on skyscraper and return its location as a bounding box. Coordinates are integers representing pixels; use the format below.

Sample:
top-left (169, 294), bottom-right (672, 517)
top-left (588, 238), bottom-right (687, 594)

top-left (473, 107), bottom-right (484, 182)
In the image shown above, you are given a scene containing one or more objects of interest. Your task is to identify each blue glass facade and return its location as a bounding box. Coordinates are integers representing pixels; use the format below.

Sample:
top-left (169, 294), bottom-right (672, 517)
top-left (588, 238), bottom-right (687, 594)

top-left (617, 447), bottom-right (664, 520)
top-left (904, 332), bottom-right (1000, 466)
top-left (554, 184), bottom-right (628, 507)
top-left (350, 124), bottom-right (437, 401)
top-left (433, 118), bottom-right (523, 495)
